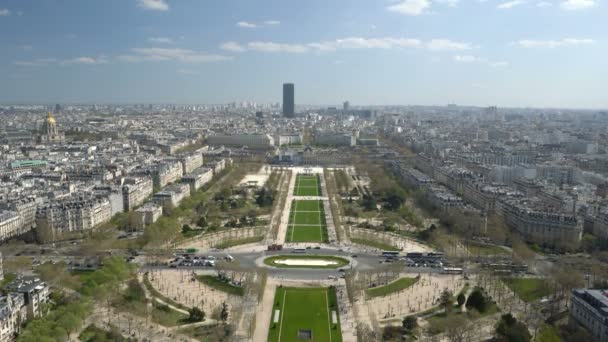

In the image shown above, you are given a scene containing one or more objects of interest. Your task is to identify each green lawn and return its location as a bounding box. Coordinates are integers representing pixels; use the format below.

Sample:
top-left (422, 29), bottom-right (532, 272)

top-left (350, 238), bottom-right (400, 251)
top-left (293, 200), bottom-right (322, 212)
top-left (366, 277), bottom-right (419, 298)
top-left (197, 275), bottom-right (245, 296)
top-left (268, 287), bottom-right (342, 342)
top-left (213, 236), bottom-right (264, 249)
top-left (264, 255), bottom-right (349, 269)
top-left (294, 175), bottom-right (322, 196)
top-left (502, 277), bottom-right (552, 302)
top-left (286, 200), bottom-right (328, 243)
top-left (287, 225), bottom-right (326, 242)
top-left (466, 241), bottom-right (509, 256)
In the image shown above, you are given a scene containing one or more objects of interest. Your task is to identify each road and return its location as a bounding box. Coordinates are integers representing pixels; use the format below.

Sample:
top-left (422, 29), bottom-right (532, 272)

top-left (142, 246), bottom-right (445, 281)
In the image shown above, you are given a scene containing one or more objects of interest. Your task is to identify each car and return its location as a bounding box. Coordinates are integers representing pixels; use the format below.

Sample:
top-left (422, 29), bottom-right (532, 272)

top-left (306, 246), bottom-right (312, 249)
top-left (207, 256), bottom-right (216, 260)
top-left (328, 275), bottom-right (336, 280)
top-left (351, 254), bottom-right (358, 258)
top-left (314, 246), bottom-right (321, 250)
top-left (338, 269), bottom-right (346, 272)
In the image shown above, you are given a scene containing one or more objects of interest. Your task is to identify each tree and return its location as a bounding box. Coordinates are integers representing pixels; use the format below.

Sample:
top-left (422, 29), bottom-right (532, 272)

top-left (457, 293), bottom-right (466, 307)
top-left (445, 315), bottom-right (473, 342)
top-left (440, 289), bottom-right (454, 313)
top-left (220, 302), bottom-right (229, 323)
top-left (383, 189), bottom-right (406, 211)
top-left (495, 313), bottom-right (531, 342)
top-left (465, 287), bottom-right (488, 313)
top-left (402, 315), bottom-right (417, 332)
top-left (361, 194), bottom-right (377, 211)
top-left (188, 307), bottom-right (206, 323)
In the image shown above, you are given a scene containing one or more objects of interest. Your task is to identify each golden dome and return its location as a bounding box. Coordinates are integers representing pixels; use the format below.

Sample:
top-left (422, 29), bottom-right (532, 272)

top-left (46, 112), bottom-right (56, 125)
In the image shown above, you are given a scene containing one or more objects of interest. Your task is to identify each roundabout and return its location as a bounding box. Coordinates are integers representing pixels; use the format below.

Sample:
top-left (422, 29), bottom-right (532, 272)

top-left (263, 254), bottom-right (350, 269)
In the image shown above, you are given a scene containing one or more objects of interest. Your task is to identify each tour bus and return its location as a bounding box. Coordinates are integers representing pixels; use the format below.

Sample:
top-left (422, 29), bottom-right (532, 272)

top-left (441, 267), bottom-right (464, 274)
top-left (381, 251), bottom-right (400, 258)
top-left (293, 248), bottom-right (306, 254)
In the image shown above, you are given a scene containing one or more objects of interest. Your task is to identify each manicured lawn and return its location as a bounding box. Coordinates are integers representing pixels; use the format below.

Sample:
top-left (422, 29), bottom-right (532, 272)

top-left (294, 174), bottom-right (322, 197)
top-left (151, 302), bottom-right (189, 327)
top-left (366, 277), bottom-right (419, 298)
top-left (286, 200), bottom-right (328, 243)
top-left (293, 211), bottom-right (322, 225)
top-left (466, 241), bottom-right (509, 256)
top-left (213, 235), bottom-right (264, 249)
top-left (502, 277), bottom-right (552, 302)
top-left (268, 287), bottom-right (342, 342)
top-left (197, 275), bottom-right (245, 296)
top-left (350, 238), bottom-right (400, 251)
top-left (293, 200), bottom-right (322, 212)
top-left (287, 225), bottom-right (325, 242)
top-left (264, 255), bottom-right (349, 269)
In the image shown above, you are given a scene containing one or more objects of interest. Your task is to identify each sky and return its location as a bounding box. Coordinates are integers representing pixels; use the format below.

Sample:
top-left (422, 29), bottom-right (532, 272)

top-left (0, 0), bottom-right (606, 108)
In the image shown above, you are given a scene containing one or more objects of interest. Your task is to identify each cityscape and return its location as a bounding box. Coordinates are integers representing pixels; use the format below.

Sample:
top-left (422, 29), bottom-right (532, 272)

top-left (1, 1), bottom-right (608, 342)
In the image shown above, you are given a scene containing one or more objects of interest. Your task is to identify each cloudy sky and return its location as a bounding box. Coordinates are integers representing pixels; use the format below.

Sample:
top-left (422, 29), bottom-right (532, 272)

top-left (0, 0), bottom-right (605, 108)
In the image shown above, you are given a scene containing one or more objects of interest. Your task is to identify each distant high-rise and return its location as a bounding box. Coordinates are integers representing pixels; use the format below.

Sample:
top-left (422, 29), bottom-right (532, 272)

top-left (283, 83), bottom-right (295, 118)
top-left (343, 101), bottom-right (350, 111)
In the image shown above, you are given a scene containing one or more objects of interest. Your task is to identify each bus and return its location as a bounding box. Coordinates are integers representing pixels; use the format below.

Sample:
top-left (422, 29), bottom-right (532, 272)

top-left (293, 248), bottom-right (306, 254)
top-left (381, 251), bottom-right (400, 258)
top-left (427, 252), bottom-right (444, 259)
top-left (441, 267), bottom-right (464, 275)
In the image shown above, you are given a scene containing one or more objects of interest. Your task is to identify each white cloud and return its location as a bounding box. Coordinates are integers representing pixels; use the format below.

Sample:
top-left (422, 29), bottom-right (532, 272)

top-left (560, 0), bottom-right (595, 10)
top-left (136, 0), bottom-right (169, 11)
top-left (0, 9), bottom-right (10, 16)
top-left (247, 42), bottom-right (310, 53)
top-left (426, 39), bottom-right (472, 51)
top-left (454, 55), bottom-right (509, 67)
top-left (220, 41), bottom-right (246, 52)
top-left (264, 20), bottom-right (280, 25)
top-left (62, 57), bottom-right (108, 65)
top-left (222, 37), bottom-right (472, 54)
top-left (120, 47), bottom-right (232, 63)
top-left (387, 0), bottom-right (431, 15)
top-left (14, 57), bottom-right (108, 67)
top-left (514, 38), bottom-right (595, 48)
top-left (148, 37), bottom-right (173, 44)
top-left (454, 55), bottom-right (487, 63)
top-left (537, 1), bottom-right (553, 7)
top-left (498, 0), bottom-right (525, 9)
top-left (237, 21), bottom-right (258, 28)
top-left (436, 0), bottom-right (460, 7)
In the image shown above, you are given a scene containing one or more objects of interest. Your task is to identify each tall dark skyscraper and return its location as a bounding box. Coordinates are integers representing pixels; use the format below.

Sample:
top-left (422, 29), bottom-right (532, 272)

top-left (282, 83), bottom-right (295, 118)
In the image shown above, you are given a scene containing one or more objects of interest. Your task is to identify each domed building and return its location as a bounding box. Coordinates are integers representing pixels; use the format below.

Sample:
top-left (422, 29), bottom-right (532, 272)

top-left (38, 112), bottom-right (65, 144)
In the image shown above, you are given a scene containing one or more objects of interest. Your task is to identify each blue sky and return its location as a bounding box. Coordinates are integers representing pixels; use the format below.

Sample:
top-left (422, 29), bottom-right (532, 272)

top-left (0, 0), bottom-right (605, 108)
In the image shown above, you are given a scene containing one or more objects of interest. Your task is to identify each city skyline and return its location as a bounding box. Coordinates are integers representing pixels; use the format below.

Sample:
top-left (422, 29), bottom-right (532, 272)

top-left (0, 0), bottom-right (606, 108)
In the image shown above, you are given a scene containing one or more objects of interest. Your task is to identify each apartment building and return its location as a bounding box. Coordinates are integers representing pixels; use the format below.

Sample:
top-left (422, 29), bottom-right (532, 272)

top-left (207, 134), bottom-right (275, 149)
top-left (570, 289), bottom-right (608, 342)
top-left (122, 177), bottom-right (153, 211)
top-left (5, 277), bottom-right (49, 319)
top-left (152, 183), bottom-right (190, 211)
top-left (0, 211), bottom-right (24, 243)
top-left (497, 198), bottom-right (582, 249)
top-left (0, 293), bottom-right (26, 341)
top-left (35, 195), bottom-right (113, 242)
top-left (179, 153), bottom-right (204, 174)
top-left (181, 167), bottom-right (213, 192)
top-left (133, 203), bottom-right (163, 230)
